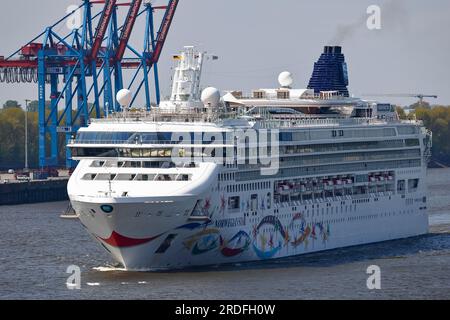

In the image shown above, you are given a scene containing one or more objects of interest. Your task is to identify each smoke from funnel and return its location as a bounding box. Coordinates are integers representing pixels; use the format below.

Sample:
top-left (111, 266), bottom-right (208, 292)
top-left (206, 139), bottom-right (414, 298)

top-left (328, 0), bottom-right (408, 45)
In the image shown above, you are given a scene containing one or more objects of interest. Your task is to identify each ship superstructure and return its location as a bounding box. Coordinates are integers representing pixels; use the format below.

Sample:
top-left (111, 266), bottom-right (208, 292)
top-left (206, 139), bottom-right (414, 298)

top-left (67, 46), bottom-right (431, 270)
top-left (159, 46), bottom-right (218, 111)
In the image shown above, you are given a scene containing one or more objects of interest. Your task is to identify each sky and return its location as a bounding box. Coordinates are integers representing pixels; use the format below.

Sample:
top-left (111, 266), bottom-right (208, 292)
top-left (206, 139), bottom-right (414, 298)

top-left (0, 0), bottom-right (449, 107)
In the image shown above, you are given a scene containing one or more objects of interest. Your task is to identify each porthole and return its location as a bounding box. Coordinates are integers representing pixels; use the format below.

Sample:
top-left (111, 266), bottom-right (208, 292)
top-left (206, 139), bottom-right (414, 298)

top-left (100, 205), bottom-right (114, 213)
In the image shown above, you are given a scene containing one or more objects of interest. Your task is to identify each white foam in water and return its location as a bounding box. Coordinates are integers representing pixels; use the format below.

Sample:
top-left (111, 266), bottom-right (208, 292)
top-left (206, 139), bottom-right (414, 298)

top-left (93, 265), bottom-right (162, 272)
top-left (93, 266), bottom-right (127, 272)
top-left (138, 281), bottom-right (147, 284)
top-left (87, 282), bottom-right (100, 286)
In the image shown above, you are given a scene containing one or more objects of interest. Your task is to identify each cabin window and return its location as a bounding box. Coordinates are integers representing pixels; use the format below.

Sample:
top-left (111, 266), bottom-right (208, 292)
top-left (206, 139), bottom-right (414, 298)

top-left (397, 180), bottom-right (406, 193)
top-left (228, 196), bottom-right (240, 210)
top-left (251, 194), bottom-right (258, 211)
top-left (408, 179), bottom-right (419, 193)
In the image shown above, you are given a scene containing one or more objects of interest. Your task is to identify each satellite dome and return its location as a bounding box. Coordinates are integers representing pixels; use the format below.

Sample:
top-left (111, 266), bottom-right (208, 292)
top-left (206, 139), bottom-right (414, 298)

top-left (201, 87), bottom-right (221, 107)
top-left (278, 71), bottom-right (293, 88)
top-left (116, 89), bottom-right (133, 107)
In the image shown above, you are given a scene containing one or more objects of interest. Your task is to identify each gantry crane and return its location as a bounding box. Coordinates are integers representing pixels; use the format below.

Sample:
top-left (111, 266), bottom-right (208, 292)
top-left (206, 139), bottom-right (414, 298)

top-left (0, 0), bottom-right (179, 168)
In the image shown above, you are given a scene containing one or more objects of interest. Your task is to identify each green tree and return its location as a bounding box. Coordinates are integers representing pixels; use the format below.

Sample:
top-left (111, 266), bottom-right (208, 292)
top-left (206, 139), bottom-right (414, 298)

top-left (3, 100), bottom-right (21, 109)
top-left (0, 107), bottom-right (40, 168)
top-left (27, 100), bottom-right (39, 112)
top-left (396, 106), bottom-right (407, 120)
top-left (409, 100), bottom-right (431, 110)
top-left (415, 106), bottom-right (450, 165)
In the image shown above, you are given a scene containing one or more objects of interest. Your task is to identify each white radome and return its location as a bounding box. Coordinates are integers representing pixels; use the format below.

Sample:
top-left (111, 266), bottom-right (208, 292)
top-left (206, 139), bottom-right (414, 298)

top-left (278, 71), bottom-right (293, 87)
top-left (116, 89), bottom-right (133, 107)
top-left (201, 87), bottom-right (221, 107)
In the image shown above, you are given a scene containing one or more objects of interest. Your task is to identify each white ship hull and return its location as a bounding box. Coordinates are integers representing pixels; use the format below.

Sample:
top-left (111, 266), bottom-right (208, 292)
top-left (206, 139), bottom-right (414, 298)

top-left (70, 190), bottom-right (428, 270)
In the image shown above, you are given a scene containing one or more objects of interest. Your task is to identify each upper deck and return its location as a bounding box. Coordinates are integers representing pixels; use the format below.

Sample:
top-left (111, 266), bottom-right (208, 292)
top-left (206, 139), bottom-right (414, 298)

top-left (69, 85), bottom-right (427, 150)
top-left (85, 107), bottom-right (421, 130)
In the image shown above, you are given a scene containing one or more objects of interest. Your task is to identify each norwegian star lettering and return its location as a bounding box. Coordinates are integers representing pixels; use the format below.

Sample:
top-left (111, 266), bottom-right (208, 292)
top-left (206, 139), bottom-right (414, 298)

top-left (215, 217), bottom-right (246, 228)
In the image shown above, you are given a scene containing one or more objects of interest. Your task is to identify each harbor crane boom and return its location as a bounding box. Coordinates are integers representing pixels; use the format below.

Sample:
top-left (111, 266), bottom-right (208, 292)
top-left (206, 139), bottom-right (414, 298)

top-left (114, 0), bottom-right (143, 61)
top-left (151, 0), bottom-right (179, 66)
top-left (91, 0), bottom-right (118, 60)
top-left (362, 93), bottom-right (438, 107)
top-left (0, 0), bottom-right (180, 168)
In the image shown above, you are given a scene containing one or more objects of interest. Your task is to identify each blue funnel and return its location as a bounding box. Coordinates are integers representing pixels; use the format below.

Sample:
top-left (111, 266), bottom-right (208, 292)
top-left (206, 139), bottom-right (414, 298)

top-left (307, 46), bottom-right (349, 97)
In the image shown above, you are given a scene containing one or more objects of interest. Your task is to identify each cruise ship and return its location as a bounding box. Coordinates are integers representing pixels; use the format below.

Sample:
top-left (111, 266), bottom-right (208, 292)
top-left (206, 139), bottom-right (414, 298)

top-left (67, 46), bottom-right (431, 270)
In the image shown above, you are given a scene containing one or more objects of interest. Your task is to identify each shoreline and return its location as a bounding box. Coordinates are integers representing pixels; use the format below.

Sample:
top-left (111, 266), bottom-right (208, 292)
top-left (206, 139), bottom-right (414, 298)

top-left (0, 178), bottom-right (68, 205)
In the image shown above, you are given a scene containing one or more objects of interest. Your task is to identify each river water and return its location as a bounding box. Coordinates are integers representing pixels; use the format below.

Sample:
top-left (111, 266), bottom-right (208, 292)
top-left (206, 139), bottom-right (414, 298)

top-left (1, 168), bottom-right (449, 299)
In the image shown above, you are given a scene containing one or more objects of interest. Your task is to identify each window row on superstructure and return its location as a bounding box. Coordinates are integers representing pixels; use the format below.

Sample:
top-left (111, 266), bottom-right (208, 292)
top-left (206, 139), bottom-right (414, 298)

top-left (90, 160), bottom-right (198, 169)
top-left (236, 159), bottom-right (422, 181)
top-left (280, 139), bottom-right (419, 154)
top-left (71, 138), bottom-right (420, 160)
top-left (82, 172), bottom-right (192, 182)
top-left (73, 125), bottom-right (420, 146)
top-left (239, 148), bottom-right (421, 170)
top-left (278, 127), bottom-right (398, 141)
top-left (225, 181), bottom-right (271, 193)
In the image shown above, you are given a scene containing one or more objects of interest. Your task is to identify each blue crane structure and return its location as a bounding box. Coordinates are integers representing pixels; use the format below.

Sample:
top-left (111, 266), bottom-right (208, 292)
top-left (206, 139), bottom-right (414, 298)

top-left (0, 0), bottom-right (179, 168)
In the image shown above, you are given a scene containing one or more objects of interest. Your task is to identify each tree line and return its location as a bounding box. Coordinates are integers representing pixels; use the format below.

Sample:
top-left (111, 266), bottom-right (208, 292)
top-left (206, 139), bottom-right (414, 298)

top-left (397, 105), bottom-right (450, 166)
top-left (0, 100), bottom-right (68, 169)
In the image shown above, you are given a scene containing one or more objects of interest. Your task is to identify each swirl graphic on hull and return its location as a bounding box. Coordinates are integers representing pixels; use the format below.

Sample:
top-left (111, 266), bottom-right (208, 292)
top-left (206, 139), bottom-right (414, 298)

top-left (252, 216), bottom-right (286, 259)
top-left (183, 229), bottom-right (221, 255)
top-left (220, 230), bottom-right (251, 257)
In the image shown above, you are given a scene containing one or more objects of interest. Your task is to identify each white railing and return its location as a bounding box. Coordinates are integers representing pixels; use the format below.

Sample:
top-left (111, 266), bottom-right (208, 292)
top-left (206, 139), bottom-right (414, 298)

top-left (83, 108), bottom-right (423, 136)
top-left (90, 109), bottom-right (238, 124)
top-left (256, 117), bottom-right (387, 129)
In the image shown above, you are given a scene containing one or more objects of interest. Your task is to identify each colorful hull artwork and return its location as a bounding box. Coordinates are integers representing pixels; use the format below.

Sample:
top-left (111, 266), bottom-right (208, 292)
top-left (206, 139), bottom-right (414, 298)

top-left (99, 211), bottom-right (330, 262)
top-left (183, 229), bottom-right (221, 255)
top-left (253, 243), bottom-right (283, 260)
top-left (183, 229), bottom-right (252, 257)
top-left (220, 230), bottom-right (251, 257)
top-left (97, 220), bottom-right (210, 248)
top-left (250, 213), bottom-right (331, 259)
top-left (290, 213), bottom-right (310, 248)
top-left (176, 220), bottom-right (211, 231)
top-left (177, 214), bottom-right (334, 260)
top-left (98, 230), bottom-right (164, 248)
top-left (291, 225), bottom-right (311, 247)
top-left (252, 216), bottom-right (287, 259)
